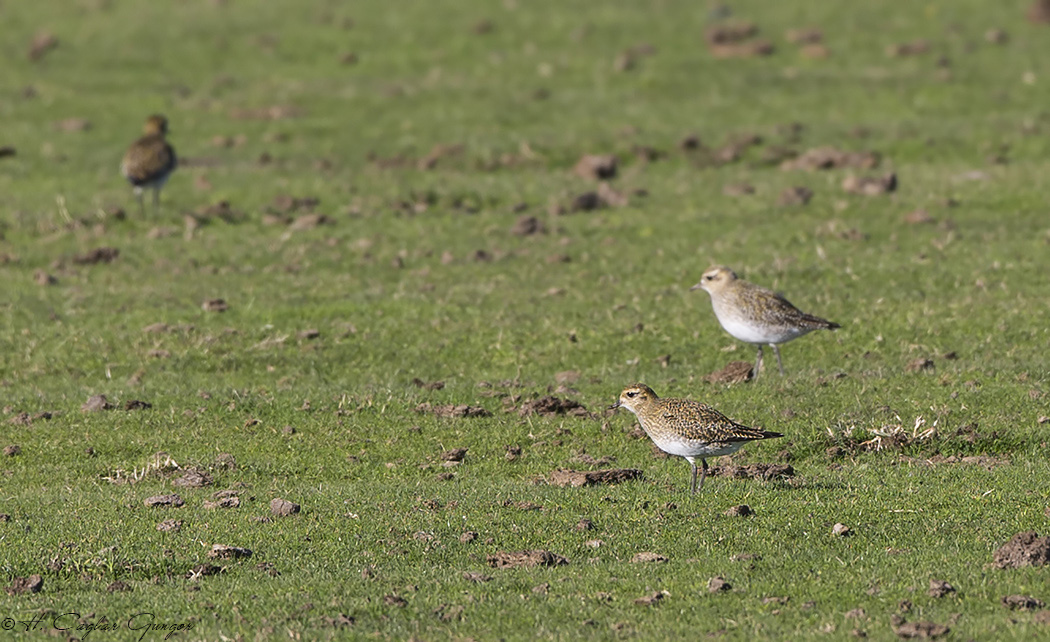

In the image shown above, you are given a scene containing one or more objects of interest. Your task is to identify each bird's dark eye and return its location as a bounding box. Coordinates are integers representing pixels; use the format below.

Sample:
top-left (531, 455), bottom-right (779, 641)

top-left (626, 391), bottom-right (637, 398)
top-left (706, 274), bottom-right (714, 281)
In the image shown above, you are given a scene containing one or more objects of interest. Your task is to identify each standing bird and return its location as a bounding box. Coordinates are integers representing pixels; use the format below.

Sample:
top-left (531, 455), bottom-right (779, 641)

top-left (692, 266), bottom-right (839, 376)
top-left (121, 114), bottom-right (177, 214)
top-left (610, 383), bottom-right (782, 494)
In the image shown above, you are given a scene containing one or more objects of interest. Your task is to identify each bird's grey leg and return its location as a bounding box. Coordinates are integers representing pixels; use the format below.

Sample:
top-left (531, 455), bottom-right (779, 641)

top-left (698, 458), bottom-right (709, 492)
top-left (772, 344), bottom-right (785, 376)
top-left (688, 457), bottom-right (698, 494)
top-left (754, 345), bottom-right (764, 377)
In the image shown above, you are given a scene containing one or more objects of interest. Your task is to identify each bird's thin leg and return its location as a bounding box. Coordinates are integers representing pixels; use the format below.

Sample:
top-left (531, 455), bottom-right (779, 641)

top-left (772, 344), bottom-right (785, 376)
top-left (754, 345), bottom-right (764, 377)
top-left (698, 458), bottom-right (709, 492)
top-left (152, 187), bottom-right (161, 212)
top-left (689, 459), bottom-right (698, 494)
top-left (136, 190), bottom-right (145, 217)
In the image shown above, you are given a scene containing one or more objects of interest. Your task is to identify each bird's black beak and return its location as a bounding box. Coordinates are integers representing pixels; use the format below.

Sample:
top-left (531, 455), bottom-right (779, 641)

top-left (608, 401), bottom-right (621, 410)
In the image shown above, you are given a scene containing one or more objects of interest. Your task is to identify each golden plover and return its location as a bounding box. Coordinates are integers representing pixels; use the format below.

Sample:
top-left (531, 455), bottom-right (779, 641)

top-left (121, 114), bottom-right (177, 214)
top-left (692, 265), bottom-right (839, 376)
top-left (611, 383), bottom-right (782, 493)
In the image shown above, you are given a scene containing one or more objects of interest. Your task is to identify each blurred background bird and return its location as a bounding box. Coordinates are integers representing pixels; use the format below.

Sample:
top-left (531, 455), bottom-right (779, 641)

top-left (121, 114), bottom-right (176, 215)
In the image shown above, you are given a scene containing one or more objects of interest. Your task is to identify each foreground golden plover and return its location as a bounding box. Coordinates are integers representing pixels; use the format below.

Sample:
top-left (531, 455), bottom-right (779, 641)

top-left (611, 383), bottom-right (782, 493)
top-left (692, 265), bottom-right (839, 376)
top-left (121, 114), bottom-right (177, 214)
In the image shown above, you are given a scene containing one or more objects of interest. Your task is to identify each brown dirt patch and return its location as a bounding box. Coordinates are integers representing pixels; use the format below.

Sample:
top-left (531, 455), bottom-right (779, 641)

top-left (487, 550), bottom-right (568, 568)
top-left (411, 378), bottom-right (445, 390)
top-left (81, 395), bottom-right (113, 412)
top-left (893, 620), bottom-right (949, 639)
top-left (725, 505), bottom-right (754, 517)
top-left (208, 544), bottom-right (252, 560)
top-left (201, 298), bottom-right (229, 312)
top-left (630, 552), bottom-right (668, 563)
top-left (518, 396), bottom-right (590, 418)
top-left (708, 577), bottom-right (732, 592)
top-left (927, 579), bottom-right (955, 598)
top-left (203, 496), bottom-right (240, 510)
top-left (778, 186), bottom-right (813, 206)
top-left (5, 574), bottom-right (43, 595)
top-left (634, 591), bottom-right (667, 605)
top-left (1003, 594), bottom-right (1044, 610)
top-left (993, 531), bottom-right (1050, 569)
top-left (289, 214), bottom-right (333, 230)
top-left (29, 31), bottom-right (59, 61)
top-left (72, 247), bottom-right (118, 265)
top-left (186, 564), bottom-right (223, 579)
top-left (843, 173), bottom-right (897, 196)
top-left (144, 494), bottom-right (184, 508)
top-left (704, 361), bottom-right (753, 384)
top-left (123, 399), bottom-right (152, 411)
top-left (511, 215), bottom-right (546, 236)
top-left (415, 403), bottom-right (491, 418)
top-left (886, 40), bottom-right (931, 57)
top-left (709, 463), bottom-right (794, 481)
top-left (3, 445), bottom-right (20, 457)
top-left (156, 519), bottom-right (182, 532)
top-left (832, 523), bottom-right (852, 536)
top-left (549, 468), bottom-right (643, 487)
top-left (573, 154), bottom-right (618, 180)
top-left (107, 580), bottom-right (131, 592)
top-left (171, 469), bottom-right (212, 488)
top-left (462, 571), bottom-right (492, 583)
top-left (441, 448), bottom-right (468, 462)
top-left (8, 411), bottom-right (54, 426)
top-left (905, 357), bottom-right (935, 373)
top-left (271, 498), bottom-right (301, 516)
top-left (1030, 0), bottom-right (1050, 23)
top-left (270, 195), bottom-right (320, 214)
top-left (781, 147), bottom-right (880, 171)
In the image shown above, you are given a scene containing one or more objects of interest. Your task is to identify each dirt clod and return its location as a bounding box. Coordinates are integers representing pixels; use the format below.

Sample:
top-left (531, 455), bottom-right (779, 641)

top-left (459, 531), bottom-right (478, 543)
top-left (203, 496), bottom-right (239, 510)
top-left (575, 518), bottom-right (595, 531)
top-left (630, 552), bottom-right (668, 563)
top-left (893, 620), bottom-right (949, 639)
top-left (462, 571), bottom-right (492, 583)
top-left (144, 494), bottom-right (184, 508)
top-left (3, 445), bottom-right (20, 457)
top-left (634, 591), bottom-right (666, 605)
top-left (843, 173), bottom-right (897, 196)
top-left (1028, 0), bottom-right (1050, 24)
top-left (928, 579), bottom-right (955, 598)
top-left (73, 247), bottom-right (118, 264)
top-left (708, 577), bottom-right (731, 593)
top-left (271, 498), bottom-right (301, 516)
top-left (725, 504), bottom-right (754, 517)
top-left (208, 544), bottom-right (253, 560)
top-left (202, 298), bottom-right (229, 312)
top-left (107, 580), bottom-right (131, 592)
top-left (172, 469), bottom-right (212, 488)
top-left (415, 402), bottom-right (490, 418)
top-left (81, 395), bottom-right (113, 412)
top-left (511, 215), bottom-right (545, 236)
top-left (704, 361), bottom-right (753, 384)
top-left (29, 32), bottom-right (59, 61)
top-left (549, 468), bottom-right (643, 487)
top-left (573, 154), bottom-right (618, 180)
top-left (157, 519), bottom-right (183, 532)
top-left (905, 358), bottom-right (935, 373)
top-left (832, 523), bottom-right (852, 536)
top-left (5, 574), bottom-right (43, 595)
top-left (778, 186), bottom-right (813, 206)
top-left (519, 396), bottom-right (589, 417)
top-left (487, 550), bottom-right (569, 568)
top-left (1002, 594), bottom-right (1045, 610)
top-left (441, 448), bottom-right (468, 462)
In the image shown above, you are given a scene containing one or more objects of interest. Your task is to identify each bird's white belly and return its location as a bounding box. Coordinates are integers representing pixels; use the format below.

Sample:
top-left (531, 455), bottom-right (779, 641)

top-left (715, 312), bottom-right (807, 345)
top-left (652, 437), bottom-right (744, 459)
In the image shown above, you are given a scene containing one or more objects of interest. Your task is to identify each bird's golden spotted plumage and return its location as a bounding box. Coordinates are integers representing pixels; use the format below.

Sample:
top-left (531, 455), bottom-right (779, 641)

top-left (692, 265), bottom-right (839, 376)
top-left (611, 383), bottom-right (782, 493)
top-left (121, 115), bottom-right (177, 214)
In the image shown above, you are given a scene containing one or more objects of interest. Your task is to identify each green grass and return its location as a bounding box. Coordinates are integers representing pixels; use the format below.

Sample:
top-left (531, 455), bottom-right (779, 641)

top-left (3, 0), bottom-right (1050, 639)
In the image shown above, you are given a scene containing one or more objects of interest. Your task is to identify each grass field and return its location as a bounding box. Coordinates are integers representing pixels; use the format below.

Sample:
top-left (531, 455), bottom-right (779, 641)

top-left (3, 0), bottom-right (1050, 640)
